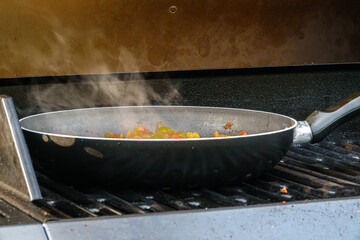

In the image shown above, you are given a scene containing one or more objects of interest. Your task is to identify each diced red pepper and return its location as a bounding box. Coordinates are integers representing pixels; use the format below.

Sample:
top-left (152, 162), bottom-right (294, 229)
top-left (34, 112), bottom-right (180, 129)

top-left (172, 134), bottom-right (181, 139)
top-left (137, 127), bottom-right (147, 133)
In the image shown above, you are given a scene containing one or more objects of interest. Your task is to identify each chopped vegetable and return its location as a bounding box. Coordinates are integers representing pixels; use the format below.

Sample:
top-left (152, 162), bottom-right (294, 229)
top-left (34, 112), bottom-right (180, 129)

top-left (214, 130), bottom-right (230, 138)
top-left (105, 122), bottom-right (248, 139)
top-left (137, 127), bottom-right (147, 133)
top-left (156, 121), bottom-right (164, 130)
top-left (186, 132), bottom-right (200, 138)
top-left (104, 132), bottom-right (123, 138)
top-left (224, 122), bottom-right (233, 129)
top-left (280, 187), bottom-right (288, 194)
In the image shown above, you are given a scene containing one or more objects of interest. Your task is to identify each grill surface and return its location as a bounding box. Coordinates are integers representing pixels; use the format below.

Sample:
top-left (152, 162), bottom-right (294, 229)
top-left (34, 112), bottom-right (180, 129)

top-left (32, 138), bottom-right (360, 220)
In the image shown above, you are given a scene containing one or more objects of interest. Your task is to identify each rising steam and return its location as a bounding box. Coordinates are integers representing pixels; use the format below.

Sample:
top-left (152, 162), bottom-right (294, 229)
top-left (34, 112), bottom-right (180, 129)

top-left (27, 76), bottom-right (181, 114)
top-left (7, 16), bottom-right (181, 115)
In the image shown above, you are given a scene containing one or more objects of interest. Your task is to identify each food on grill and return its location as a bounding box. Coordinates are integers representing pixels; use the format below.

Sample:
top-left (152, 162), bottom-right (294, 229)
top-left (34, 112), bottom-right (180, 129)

top-left (224, 122), bottom-right (233, 129)
top-left (213, 130), bottom-right (247, 138)
top-left (104, 121), bottom-right (247, 139)
top-left (214, 130), bottom-right (230, 138)
top-left (280, 187), bottom-right (288, 193)
top-left (104, 132), bottom-right (123, 138)
top-left (186, 132), bottom-right (200, 138)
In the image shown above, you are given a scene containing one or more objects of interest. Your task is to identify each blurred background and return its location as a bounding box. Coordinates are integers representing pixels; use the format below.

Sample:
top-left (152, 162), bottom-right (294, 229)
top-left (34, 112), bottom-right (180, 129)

top-left (0, 0), bottom-right (360, 77)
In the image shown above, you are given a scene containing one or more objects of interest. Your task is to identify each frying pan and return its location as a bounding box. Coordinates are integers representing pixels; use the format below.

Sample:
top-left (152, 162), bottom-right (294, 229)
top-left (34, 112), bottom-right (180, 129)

top-left (20, 92), bottom-right (360, 188)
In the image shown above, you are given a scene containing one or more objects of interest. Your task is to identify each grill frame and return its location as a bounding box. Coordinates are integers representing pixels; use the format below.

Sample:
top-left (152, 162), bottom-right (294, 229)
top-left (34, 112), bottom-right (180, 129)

top-left (0, 64), bottom-right (359, 239)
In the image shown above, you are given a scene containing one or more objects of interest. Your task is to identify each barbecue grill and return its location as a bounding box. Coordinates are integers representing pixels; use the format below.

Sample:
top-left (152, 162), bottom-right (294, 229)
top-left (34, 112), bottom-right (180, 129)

top-left (0, 64), bottom-right (359, 239)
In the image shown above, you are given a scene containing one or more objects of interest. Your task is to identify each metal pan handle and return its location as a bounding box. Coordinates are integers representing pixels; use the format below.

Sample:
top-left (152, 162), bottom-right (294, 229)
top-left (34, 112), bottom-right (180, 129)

top-left (306, 91), bottom-right (360, 143)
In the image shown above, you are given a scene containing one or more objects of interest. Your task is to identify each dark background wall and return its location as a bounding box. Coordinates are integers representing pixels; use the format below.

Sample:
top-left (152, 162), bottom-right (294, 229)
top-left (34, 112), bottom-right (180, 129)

top-left (0, 0), bottom-right (360, 77)
top-left (1, 65), bottom-right (359, 140)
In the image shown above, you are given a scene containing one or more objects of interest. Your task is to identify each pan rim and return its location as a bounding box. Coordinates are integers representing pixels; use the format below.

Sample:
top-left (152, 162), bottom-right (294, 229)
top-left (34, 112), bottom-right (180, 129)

top-left (19, 105), bottom-right (298, 142)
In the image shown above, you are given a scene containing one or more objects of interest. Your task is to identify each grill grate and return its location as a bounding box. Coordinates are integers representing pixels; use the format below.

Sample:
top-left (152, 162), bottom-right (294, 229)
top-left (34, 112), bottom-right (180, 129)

top-left (34, 139), bottom-right (360, 219)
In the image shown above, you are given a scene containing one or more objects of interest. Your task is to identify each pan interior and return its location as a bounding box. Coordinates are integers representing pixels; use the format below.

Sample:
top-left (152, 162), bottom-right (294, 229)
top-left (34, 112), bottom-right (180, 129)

top-left (20, 106), bottom-right (296, 138)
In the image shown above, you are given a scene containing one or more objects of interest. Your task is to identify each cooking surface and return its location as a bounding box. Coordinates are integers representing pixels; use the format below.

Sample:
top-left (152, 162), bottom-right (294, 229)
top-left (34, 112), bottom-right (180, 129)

top-left (31, 138), bottom-right (360, 219)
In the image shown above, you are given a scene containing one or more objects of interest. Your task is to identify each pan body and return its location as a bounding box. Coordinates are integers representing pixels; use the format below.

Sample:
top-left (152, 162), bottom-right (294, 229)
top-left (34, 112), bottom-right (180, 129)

top-left (20, 106), bottom-right (297, 188)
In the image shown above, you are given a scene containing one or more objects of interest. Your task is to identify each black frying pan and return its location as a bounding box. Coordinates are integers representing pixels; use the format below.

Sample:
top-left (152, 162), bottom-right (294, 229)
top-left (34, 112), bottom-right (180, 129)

top-left (20, 92), bottom-right (360, 188)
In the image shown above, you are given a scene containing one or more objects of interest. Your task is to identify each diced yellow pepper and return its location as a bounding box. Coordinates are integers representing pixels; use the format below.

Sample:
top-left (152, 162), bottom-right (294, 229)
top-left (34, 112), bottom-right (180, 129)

top-left (186, 132), bottom-right (200, 138)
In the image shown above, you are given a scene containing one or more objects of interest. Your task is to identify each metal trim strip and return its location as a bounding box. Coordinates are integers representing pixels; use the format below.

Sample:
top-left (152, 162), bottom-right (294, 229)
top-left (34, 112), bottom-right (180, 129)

top-left (0, 96), bottom-right (42, 201)
top-left (43, 197), bottom-right (360, 240)
top-left (0, 223), bottom-right (48, 240)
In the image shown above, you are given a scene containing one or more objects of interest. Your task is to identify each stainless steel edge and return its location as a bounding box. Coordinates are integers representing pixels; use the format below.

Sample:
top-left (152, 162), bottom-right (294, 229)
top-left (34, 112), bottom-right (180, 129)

top-left (0, 223), bottom-right (48, 240)
top-left (43, 197), bottom-right (360, 240)
top-left (19, 105), bottom-right (298, 141)
top-left (292, 121), bottom-right (313, 144)
top-left (1, 97), bottom-right (42, 201)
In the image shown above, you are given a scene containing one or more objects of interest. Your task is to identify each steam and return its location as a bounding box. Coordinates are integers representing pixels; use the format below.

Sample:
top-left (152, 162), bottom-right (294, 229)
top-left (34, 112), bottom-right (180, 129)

top-left (27, 77), bottom-right (181, 114)
top-left (5, 16), bottom-right (181, 116)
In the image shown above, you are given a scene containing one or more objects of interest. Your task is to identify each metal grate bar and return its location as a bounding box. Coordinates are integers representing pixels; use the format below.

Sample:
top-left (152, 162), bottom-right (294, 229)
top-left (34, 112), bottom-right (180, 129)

top-left (133, 190), bottom-right (193, 210)
top-left (340, 142), bottom-right (360, 154)
top-left (278, 157), bottom-right (360, 183)
top-left (236, 182), bottom-right (287, 202)
top-left (287, 150), bottom-right (359, 175)
top-left (33, 200), bottom-right (72, 219)
top-left (113, 190), bottom-right (175, 212)
top-left (279, 157), bottom-right (360, 186)
top-left (317, 142), bottom-right (360, 161)
top-left (218, 187), bottom-right (268, 205)
top-left (39, 187), bottom-right (97, 218)
top-left (159, 190), bottom-right (230, 209)
top-left (251, 175), bottom-right (314, 200)
top-left (37, 175), bottom-right (124, 217)
top-left (290, 146), bottom-right (360, 170)
top-left (199, 189), bottom-right (240, 206)
top-left (301, 144), bottom-right (360, 168)
top-left (88, 192), bottom-right (147, 214)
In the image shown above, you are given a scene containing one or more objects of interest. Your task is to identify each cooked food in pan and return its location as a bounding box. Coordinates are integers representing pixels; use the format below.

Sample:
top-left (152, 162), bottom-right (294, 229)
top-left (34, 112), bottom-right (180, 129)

top-left (104, 121), bottom-right (248, 139)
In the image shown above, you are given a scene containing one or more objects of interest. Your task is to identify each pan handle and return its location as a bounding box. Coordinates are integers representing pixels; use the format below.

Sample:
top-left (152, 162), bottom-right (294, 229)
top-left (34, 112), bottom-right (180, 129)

top-left (305, 91), bottom-right (360, 143)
